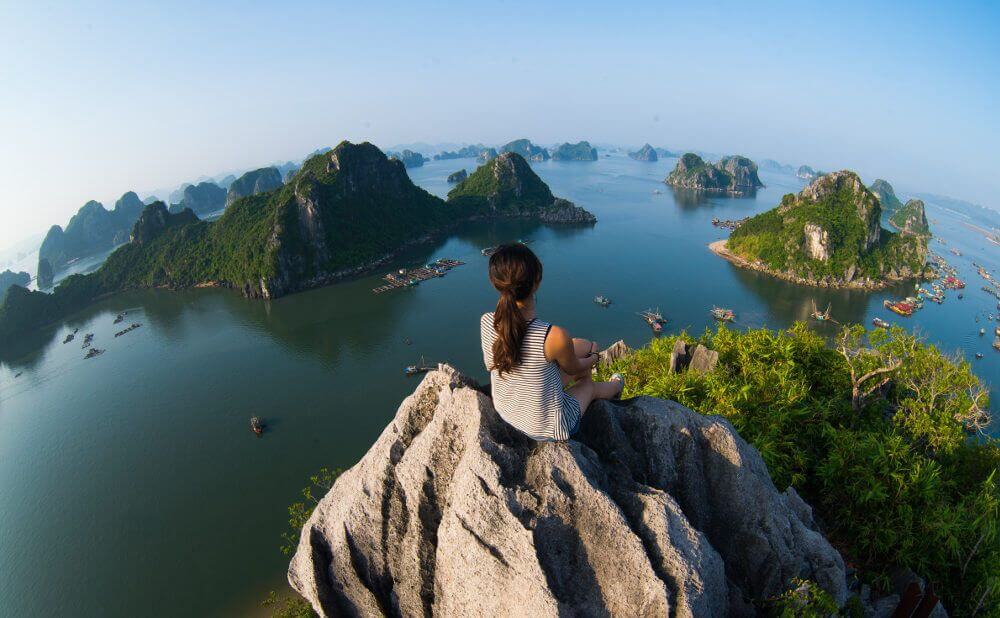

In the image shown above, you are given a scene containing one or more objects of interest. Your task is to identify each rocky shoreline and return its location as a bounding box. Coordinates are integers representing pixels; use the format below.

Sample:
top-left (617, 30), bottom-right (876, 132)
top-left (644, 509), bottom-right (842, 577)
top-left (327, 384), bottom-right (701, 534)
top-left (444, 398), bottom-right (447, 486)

top-left (709, 240), bottom-right (926, 290)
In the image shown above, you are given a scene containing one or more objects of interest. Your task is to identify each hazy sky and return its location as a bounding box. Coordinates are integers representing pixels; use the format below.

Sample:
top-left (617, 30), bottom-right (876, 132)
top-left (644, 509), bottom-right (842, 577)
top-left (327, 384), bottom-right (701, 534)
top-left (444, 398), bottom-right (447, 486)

top-left (1, 0), bottom-right (997, 251)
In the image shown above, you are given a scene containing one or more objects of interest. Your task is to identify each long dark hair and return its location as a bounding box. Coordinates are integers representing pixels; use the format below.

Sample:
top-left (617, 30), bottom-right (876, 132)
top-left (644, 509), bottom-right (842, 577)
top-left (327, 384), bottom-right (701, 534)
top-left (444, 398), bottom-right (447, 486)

top-left (488, 243), bottom-right (543, 375)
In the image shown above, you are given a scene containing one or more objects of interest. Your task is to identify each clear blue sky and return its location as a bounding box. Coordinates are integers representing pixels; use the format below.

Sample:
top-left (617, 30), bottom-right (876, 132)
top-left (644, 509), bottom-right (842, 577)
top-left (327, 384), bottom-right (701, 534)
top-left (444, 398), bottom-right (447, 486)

top-left (1, 0), bottom-right (997, 251)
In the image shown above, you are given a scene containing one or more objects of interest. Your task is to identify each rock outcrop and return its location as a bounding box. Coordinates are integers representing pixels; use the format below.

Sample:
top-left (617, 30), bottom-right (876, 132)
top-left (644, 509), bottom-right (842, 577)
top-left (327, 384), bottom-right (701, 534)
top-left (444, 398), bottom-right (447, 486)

top-left (389, 150), bottom-right (427, 169)
top-left (476, 148), bottom-right (499, 165)
top-left (446, 169), bottom-right (467, 184)
top-left (0, 270), bottom-right (30, 298)
top-left (628, 143), bottom-right (658, 162)
top-left (434, 145), bottom-right (488, 160)
top-left (36, 258), bottom-right (53, 289)
top-left (500, 139), bottom-right (550, 162)
top-left (172, 181), bottom-right (226, 217)
top-left (721, 171), bottom-right (933, 289)
top-left (288, 366), bottom-right (847, 617)
top-left (37, 191), bottom-right (145, 274)
top-left (129, 202), bottom-right (199, 245)
top-left (225, 167), bottom-right (283, 207)
top-left (889, 199), bottom-right (930, 237)
top-left (796, 165), bottom-right (820, 180)
top-left (448, 152), bottom-right (596, 224)
top-left (665, 154), bottom-right (763, 194)
top-left (869, 179), bottom-right (903, 213)
top-left (551, 141), bottom-right (598, 161)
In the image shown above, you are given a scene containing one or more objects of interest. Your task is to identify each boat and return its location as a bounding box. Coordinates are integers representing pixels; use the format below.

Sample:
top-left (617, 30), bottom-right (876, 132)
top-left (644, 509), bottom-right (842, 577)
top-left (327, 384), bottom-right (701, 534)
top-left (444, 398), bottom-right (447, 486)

top-left (82, 333), bottom-right (94, 349)
top-left (481, 246), bottom-right (498, 257)
top-left (950, 248), bottom-right (962, 257)
top-left (638, 309), bottom-right (665, 333)
top-left (14, 372), bottom-right (22, 378)
top-left (872, 317), bottom-right (891, 329)
top-left (810, 301), bottom-right (833, 322)
top-left (980, 328), bottom-right (986, 336)
top-left (958, 293), bottom-right (964, 299)
top-left (710, 307), bottom-right (735, 322)
top-left (943, 276), bottom-right (965, 289)
top-left (883, 300), bottom-right (914, 317)
top-left (593, 295), bottom-right (611, 307)
top-left (405, 356), bottom-right (435, 375)
top-left (994, 336), bottom-right (1000, 352)
top-left (84, 348), bottom-right (105, 359)
top-left (250, 416), bottom-right (264, 436)
top-left (63, 333), bottom-right (75, 344)
top-left (113, 313), bottom-right (125, 324)
top-left (976, 353), bottom-right (984, 359)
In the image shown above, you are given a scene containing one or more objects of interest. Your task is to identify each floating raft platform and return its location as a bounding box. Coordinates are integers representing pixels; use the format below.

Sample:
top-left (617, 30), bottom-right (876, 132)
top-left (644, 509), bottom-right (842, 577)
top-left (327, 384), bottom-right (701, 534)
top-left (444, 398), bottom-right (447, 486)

top-left (373, 258), bottom-right (465, 294)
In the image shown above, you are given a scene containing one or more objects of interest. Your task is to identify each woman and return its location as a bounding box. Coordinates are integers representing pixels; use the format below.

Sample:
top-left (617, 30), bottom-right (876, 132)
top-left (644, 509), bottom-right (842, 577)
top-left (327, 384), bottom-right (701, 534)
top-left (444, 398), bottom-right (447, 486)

top-left (480, 243), bottom-right (623, 441)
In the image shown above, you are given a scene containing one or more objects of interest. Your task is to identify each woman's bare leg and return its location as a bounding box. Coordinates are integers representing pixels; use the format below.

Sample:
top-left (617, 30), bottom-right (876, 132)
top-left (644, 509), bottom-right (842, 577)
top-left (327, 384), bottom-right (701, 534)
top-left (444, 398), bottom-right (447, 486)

top-left (567, 374), bottom-right (622, 413)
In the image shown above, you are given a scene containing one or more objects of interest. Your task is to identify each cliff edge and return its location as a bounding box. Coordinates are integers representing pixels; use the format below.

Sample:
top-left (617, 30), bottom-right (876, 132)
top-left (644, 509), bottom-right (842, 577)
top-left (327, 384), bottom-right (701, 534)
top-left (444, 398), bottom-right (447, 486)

top-left (288, 366), bottom-right (846, 617)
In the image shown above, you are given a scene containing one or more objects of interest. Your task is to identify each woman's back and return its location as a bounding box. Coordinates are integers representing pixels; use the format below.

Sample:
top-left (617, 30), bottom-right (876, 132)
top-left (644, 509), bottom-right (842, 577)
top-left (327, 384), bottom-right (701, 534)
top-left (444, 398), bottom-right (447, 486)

top-left (480, 312), bottom-right (580, 441)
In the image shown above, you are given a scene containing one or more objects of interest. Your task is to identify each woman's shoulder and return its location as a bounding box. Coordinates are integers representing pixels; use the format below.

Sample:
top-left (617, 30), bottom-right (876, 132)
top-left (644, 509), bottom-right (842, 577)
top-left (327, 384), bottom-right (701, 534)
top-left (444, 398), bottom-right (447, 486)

top-left (480, 312), bottom-right (494, 325)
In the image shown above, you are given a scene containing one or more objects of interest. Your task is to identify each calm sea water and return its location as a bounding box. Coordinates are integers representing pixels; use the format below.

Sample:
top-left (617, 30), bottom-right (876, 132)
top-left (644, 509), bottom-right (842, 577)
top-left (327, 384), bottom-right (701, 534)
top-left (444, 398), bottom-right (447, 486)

top-left (1, 154), bottom-right (997, 616)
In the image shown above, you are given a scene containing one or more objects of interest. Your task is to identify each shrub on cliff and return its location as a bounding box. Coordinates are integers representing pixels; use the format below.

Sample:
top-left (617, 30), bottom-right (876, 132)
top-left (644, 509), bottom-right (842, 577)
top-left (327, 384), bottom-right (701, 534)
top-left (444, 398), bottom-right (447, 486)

top-left (598, 324), bottom-right (999, 614)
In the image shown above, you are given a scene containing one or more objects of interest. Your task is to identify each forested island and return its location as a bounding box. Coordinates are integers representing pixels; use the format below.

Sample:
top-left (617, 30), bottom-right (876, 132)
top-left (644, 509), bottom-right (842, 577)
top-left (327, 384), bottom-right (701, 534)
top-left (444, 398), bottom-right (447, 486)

top-left (628, 143), bottom-right (658, 161)
top-left (0, 143), bottom-right (593, 343)
top-left (888, 199), bottom-right (930, 237)
top-left (713, 171), bottom-right (932, 288)
top-left (869, 178), bottom-right (904, 213)
top-left (551, 141), bottom-right (598, 161)
top-left (666, 153), bottom-right (763, 194)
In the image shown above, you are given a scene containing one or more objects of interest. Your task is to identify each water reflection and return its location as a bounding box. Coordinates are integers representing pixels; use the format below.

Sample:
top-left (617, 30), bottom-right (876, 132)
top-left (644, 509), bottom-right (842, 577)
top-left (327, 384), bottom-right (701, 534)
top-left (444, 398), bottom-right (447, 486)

top-left (669, 187), bottom-right (759, 210)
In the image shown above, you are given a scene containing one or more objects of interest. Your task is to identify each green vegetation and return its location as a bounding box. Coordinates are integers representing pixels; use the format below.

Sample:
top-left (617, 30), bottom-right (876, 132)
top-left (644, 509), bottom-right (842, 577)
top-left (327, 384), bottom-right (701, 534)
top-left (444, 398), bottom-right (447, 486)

top-left (597, 324), bottom-right (999, 614)
top-left (447, 152), bottom-right (555, 215)
top-left (280, 467), bottom-right (344, 555)
top-left (261, 591), bottom-right (317, 618)
top-left (728, 172), bottom-right (927, 282)
top-left (769, 579), bottom-right (841, 617)
top-left (666, 153), bottom-right (762, 192)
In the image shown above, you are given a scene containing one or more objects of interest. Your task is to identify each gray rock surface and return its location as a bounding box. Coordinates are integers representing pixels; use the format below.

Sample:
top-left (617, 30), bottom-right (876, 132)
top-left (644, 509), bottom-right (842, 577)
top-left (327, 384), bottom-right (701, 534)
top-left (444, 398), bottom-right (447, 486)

top-left (688, 344), bottom-right (719, 373)
top-left (289, 365), bottom-right (847, 616)
top-left (598, 339), bottom-right (631, 366)
top-left (669, 339), bottom-right (689, 373)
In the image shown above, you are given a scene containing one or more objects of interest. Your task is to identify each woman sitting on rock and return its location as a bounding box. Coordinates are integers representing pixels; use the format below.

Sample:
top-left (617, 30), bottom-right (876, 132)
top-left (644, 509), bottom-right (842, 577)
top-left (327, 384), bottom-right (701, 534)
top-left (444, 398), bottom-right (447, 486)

top-left (481, 243), bottom-right (623, 441)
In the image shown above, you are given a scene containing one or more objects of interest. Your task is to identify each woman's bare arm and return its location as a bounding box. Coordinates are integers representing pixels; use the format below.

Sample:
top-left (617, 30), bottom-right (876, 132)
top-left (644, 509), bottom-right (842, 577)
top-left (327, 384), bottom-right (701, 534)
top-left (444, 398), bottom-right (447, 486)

top-left (544, 325), bottom-right (597, 375)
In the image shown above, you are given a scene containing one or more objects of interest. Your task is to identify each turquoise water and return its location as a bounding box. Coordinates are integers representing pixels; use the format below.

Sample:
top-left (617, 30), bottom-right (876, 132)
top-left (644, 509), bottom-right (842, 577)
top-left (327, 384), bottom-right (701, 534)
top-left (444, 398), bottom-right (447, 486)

top-left (1, 154), bottom-right (997, 616)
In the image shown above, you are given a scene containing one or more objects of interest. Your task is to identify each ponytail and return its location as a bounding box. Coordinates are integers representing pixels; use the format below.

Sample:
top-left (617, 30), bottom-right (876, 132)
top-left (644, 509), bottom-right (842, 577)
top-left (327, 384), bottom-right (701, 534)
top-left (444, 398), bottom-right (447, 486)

top-left (488, 244), bottom-right (543, 375)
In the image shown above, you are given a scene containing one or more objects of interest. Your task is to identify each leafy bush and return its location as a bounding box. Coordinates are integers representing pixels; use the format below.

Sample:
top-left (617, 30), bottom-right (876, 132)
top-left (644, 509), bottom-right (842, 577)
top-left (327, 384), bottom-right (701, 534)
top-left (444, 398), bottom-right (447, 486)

top-left (598, 324), bottom-right (999, 614)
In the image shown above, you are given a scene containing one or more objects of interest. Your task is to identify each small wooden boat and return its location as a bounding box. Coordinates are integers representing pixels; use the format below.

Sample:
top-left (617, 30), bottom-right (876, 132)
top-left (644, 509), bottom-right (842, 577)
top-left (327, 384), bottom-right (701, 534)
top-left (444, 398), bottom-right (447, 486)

top-left (872, 317), bottom-right (891, 329)
top-left (710, 307), bottom-right (735, 322)
top-left (810, 301), bottom-right (833, 322)
top-left (63, 333), bottom-right (75, 344)
top-left (113, 313), bottom-right (126, 324)
top-left (250, 416), bottom-right (264, 436)
top-left (638, 309), bottom-right (665, 333)
top-left (405, 356), bottom-right (435, 375)
top-left (593, 295), bottom-right (611, 307)
top-left (976, 353), bottom-right (984, 359)
top-left (980, 328), bottom-right (986, 336)
top-left (84, 348), bottom-right (105, 359)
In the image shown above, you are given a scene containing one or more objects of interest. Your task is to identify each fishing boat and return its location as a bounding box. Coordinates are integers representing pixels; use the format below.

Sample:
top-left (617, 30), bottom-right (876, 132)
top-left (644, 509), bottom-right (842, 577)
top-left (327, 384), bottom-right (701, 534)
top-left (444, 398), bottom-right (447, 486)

top-left (958, 293), bottom-right (964, 299)
top-left (950, 248), bottom-right (962, 257)
top-left (980, 328), bottom-right (986, 336)
top-left (113, 313), bottom-right (125, 324)
top-left (593, 295), bottom-right (611, 307)
top-left (250, 416), bottom-right (264, 436)
top-left (710, 307), bottom-right (735, 322)
top-left (976, 353), bottom-right (984, 359)
top-left (84, 348), bottom-right (104, 359)
top-left (63, 333), bottom-right (75, 344)
top-left (883, 300), bottom-right (914, 317)
top-left (638, 309), bottom-right (665, 333)
top-left (943, 276), bottom-right (965, 289)
top-left (405, 356), bottom-right (435, 375)
top-left (810, 301), bottom-right (833, 322)
top-left (481, 246), bottom-right (498, 257)
top-left (872, 317), bottom-right (891, 329)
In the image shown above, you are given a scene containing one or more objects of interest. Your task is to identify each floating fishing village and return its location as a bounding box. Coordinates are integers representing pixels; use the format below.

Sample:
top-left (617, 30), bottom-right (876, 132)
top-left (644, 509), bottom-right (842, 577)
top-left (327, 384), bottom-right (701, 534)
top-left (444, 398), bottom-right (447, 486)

top-left (371, 258), bottom-right (465, 294)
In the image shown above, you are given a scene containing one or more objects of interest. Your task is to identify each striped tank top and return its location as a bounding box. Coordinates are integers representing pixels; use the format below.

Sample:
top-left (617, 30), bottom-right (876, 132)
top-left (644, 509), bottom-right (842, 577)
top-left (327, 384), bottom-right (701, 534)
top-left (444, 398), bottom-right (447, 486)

top-left (480, 312), bottom-right (582, 441)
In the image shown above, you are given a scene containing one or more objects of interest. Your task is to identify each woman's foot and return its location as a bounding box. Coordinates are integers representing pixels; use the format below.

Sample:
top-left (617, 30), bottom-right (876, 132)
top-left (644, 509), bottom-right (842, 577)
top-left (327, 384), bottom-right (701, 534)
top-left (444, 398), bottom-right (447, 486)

top-left (610, 373), bottom-right (625, 399)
